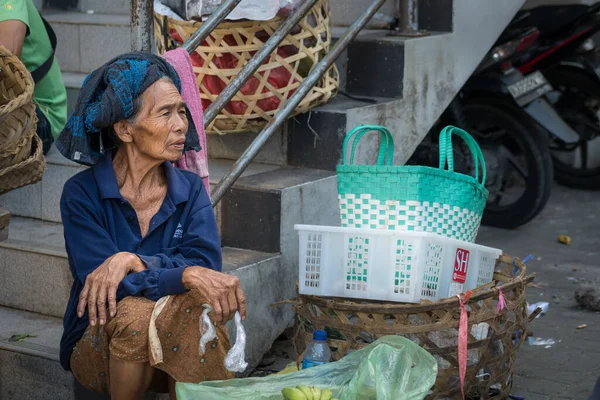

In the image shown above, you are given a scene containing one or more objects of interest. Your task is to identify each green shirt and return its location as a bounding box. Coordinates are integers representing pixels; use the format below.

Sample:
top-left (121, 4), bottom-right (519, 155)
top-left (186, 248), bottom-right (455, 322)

top-left (0, 0), bottom-right (67, 138)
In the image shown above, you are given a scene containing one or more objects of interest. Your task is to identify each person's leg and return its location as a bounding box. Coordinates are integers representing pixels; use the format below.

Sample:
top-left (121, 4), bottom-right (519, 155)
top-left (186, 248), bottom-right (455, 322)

top-left (589, 377), bottom-right (600, 400)
top-left (109, 356), bottom-right (155, 400)
top-left (168, 375), bottom-right (177, 400)
top-left (34, 106), bottom-right (53, 155)
top-left (71, 297), bottom-right (170, 397)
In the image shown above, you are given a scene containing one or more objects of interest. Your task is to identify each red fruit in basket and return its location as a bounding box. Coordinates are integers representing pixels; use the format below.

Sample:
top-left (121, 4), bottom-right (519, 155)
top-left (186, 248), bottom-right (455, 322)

top-left (189, 52), bottom-right (202, 67)
top-left (170, 29), bottom-right (183, 43)
top-left (182, 33), bottom-right (300, 116)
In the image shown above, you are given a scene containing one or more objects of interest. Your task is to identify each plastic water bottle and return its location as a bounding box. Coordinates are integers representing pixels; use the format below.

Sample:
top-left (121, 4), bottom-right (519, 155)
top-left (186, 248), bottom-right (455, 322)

top-left (301, 330), bottom-right (331, 369)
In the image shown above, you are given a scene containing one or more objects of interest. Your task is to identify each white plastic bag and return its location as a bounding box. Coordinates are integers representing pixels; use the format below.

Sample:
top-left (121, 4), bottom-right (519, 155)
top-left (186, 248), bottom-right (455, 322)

top-left (199, 305), bottom-right (247, 372)
top-left (156, 0), bottom-right (306, 21)
top-left (199, 304), bottom-right (217, 355)
top-left (226, 0), bottom-right (280, 21)
top-left (224, 312), bottom-right (248, 373)
top-left (154, 0), bottom-right (184, 20)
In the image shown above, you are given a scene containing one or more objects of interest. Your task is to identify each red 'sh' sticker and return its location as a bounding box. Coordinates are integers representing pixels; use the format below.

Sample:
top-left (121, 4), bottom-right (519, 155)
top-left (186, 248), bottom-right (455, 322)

top-left (453, 248), bottom-right (470, 283)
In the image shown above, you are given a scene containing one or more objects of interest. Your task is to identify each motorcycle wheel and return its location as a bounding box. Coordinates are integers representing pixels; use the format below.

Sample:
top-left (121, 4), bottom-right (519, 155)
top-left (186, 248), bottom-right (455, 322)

top-left (461, 97), bottom-right (553, 229)
top-left (544, 66), bottom-right (600, 190)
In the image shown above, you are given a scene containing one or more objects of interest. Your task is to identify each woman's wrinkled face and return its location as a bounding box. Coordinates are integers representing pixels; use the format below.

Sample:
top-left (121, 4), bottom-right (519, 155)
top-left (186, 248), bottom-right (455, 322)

top-left (118, 78), bottom-right (189, 162)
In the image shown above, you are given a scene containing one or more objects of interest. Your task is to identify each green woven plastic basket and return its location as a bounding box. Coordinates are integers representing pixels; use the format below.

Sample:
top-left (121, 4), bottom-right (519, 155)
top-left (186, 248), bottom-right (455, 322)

top-left (336, 125), bottom-right (489, 242)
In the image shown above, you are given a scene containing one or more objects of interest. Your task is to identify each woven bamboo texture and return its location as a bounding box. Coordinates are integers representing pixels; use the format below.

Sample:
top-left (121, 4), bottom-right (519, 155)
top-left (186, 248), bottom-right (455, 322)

top-left (0, 44), bottom-right (45, 194)
top-left (0, 44), bottom-right (36, 159)
top-left (154, 0), bottom-right (338, 134)
top-left (294, 255), bottom-right (535, 400)
top-left (0, 134), bottom-right (45, 195)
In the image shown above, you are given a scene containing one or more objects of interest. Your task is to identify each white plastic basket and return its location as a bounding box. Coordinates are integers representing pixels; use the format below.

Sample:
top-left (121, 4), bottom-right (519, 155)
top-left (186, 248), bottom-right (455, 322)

top-left (295, 224), bottom-right (502, 303)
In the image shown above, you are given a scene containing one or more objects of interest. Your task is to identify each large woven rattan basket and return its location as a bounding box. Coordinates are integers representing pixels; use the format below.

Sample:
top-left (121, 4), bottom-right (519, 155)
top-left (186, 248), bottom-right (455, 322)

top-left (0, 45), bottom-right (46, 195)
top-left (154, 0), bottom-right (338, 134)
top-left (294, 255), bottom-right (536, 400)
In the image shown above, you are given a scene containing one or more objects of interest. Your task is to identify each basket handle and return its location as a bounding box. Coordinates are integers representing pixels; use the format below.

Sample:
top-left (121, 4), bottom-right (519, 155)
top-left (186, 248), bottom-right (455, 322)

top-left (341, 125), bottom-right (394, 166)
top-left (438, 125), bottom-right (487, 185)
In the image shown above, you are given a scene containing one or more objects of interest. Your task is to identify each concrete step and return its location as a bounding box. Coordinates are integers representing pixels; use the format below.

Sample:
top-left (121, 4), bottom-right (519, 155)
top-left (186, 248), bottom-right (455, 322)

top-left (329, 0), bottom-right (454, 30)
top-left (62, 72), bottom-right (86, 117)
top-left (0, 147), bottom-right (84, 223)
top-left (0, 147), bottom-right (277, 224)
top-left (287, 95), bottom-right (403, 170)
top-left (334, 30), bottom-right (453, 98)
top-left (0, 306), bottom-right (101, 400)
top-left (78, 0), bottom-right (130, 15)
top-left (0, 217), bottom-right (292, 375)
top-left (45, 12), bottom-right (130, 74)
top-left (0, 149), bottom-right (339, 256)
top-left (329, 0), bottom-right (395, 28)
top-left (208, 95), bottom-right (406, 168)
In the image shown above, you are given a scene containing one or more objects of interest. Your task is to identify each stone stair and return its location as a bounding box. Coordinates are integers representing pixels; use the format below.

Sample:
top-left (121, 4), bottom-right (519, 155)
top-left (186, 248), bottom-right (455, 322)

top-left (0, 304), bottom-right (169, 399)
top-left (0, 0), bottom-right (527, 398)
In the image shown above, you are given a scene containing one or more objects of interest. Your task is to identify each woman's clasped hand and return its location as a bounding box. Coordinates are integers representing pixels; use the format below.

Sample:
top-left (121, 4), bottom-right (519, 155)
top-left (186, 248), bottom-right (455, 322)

top-left (183, 266), bottom-right (247, 324)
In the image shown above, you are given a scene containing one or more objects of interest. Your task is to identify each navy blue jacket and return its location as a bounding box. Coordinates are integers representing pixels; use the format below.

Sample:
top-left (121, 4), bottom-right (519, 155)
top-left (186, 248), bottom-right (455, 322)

top-left (59, 152), bottom-right (221, 371)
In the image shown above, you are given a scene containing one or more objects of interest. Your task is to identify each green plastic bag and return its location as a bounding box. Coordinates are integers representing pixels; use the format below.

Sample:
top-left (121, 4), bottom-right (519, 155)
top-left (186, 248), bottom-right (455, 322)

top-left (176, 336), bottom-right (437, 400)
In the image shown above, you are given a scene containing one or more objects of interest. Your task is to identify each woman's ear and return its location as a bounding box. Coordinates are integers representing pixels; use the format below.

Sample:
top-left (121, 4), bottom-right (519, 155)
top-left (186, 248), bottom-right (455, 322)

top-left (112, 121), bottom-right (133, 143)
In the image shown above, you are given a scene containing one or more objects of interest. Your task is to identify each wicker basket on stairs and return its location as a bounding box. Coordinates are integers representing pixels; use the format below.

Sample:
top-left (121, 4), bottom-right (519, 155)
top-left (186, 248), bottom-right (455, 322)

top-left (154, 0), bottom-right (339, 134)
top-left (0, 45), bottom-right (46, 195)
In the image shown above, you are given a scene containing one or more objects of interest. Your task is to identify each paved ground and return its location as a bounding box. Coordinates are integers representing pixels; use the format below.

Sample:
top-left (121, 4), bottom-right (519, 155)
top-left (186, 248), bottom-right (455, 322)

top-left (477, 185), bottom-right (600, 400)
top-left (252, 184), bottom-right (600, 399)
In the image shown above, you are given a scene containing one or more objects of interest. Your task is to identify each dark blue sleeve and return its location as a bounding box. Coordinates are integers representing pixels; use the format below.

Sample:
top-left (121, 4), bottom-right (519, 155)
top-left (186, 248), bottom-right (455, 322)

top-left (119, 199), bottom-right (222, 301)
top-left (61, 179), bottom-right (122, 284)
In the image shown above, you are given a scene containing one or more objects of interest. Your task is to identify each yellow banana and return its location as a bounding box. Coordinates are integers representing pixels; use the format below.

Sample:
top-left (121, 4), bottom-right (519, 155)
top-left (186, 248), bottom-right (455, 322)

top-left (282, 387), bottom-right (308, 400)
top-left (320, 388), bottom-right (333, 400)
top-left (296, 386), bottom-right (314, 400)
top-left (311, 387), bottom-right (322, 399)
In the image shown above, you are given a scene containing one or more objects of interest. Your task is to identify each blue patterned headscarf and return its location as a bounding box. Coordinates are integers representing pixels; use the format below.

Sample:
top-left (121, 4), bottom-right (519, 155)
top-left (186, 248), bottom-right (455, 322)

top-left (56, 52), bottom-right (200, 166)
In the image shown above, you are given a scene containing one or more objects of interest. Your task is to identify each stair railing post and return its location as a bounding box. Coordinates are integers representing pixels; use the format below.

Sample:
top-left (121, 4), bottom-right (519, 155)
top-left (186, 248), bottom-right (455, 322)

top-left (131, 0), bottom-right (154, 52)
top-left (393, 0), bottom-right (427, 37)
top-left (210, 0), bottom-right (388, 207)
top-left (397, 0), bottom-right (418, 33)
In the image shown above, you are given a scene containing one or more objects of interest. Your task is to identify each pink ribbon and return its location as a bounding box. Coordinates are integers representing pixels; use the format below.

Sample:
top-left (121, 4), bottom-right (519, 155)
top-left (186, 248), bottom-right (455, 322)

top-left (456, 290), bottom-right (473, 400)
top-left (496, 286), bottom-right (506, 315)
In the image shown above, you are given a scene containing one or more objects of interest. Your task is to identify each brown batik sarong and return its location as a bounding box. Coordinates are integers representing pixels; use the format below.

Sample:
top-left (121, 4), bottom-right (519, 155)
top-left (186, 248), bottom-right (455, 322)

top-left (70, 290), bottom-right (234, 395)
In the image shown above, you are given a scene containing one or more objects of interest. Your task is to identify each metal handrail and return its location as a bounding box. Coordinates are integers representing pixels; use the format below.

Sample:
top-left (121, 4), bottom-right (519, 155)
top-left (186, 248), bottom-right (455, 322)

top-left (210, 0), bottom-right (388, 206)
top-left (203, 0), bottom-right (320, 126)
top-left (181, 0), bottom-right (244, 53)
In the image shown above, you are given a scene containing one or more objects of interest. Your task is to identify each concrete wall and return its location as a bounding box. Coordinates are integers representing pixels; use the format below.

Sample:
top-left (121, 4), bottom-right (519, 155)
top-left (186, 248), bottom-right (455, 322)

top-left (347, 0), bottom-right (527, 165)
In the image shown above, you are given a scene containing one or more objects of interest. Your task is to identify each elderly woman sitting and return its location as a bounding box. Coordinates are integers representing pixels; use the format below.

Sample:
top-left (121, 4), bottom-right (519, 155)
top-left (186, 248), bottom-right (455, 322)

top-left (56, 53), bottom-right (245, 399)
